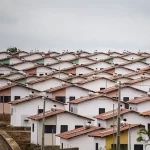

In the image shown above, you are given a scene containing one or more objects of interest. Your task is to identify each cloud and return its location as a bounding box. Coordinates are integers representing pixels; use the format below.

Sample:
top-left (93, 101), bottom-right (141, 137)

top-left (0, 0), bottom-right (150, 53)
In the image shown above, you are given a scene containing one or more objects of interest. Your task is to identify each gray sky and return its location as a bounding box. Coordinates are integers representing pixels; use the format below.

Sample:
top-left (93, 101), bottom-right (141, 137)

top-left (0, 0), bottom-right (150, 53)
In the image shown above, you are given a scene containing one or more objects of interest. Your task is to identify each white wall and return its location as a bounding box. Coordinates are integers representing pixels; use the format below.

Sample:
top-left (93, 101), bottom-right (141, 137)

top-left (31, 78), bottom-right (62, 91)
top-left (50, 62), bottom-right (73, 70)
top-left (44, 58), bottom-right (57, 65)
top-left (81, 79), bottom-right (115, 91)
top-left (12, 62), bottom-right (35, 70)
top-left (10, 58), bottom-right (22, 64)
top-left (115, 68), bottom-right (133, 75)
top-left (78, 58), bottom-right (93, 65)
top-left (0, 66), bottom-right (12, 74)
top-left (123, 54), bottom-right (142, 60)
top-left (10, 97), bottom-right (65, 127)
top-left (70, 97), bottom-right (125, 118)
top-left (11, 86), bottom-right (39, 101)
top-left (36, 67), bottom-right (53, 76)
top-left (60, 135), bottom-right (94, 150)
top-left (94, 137), bottom-right (106, 150)
top-left (0, 53), bottom-right (9, 59)
top-left (7, 74), bottom-right (24, 80)
top-left (113, 58), bottom-right (128, 64)
top-left (88, 62), bottom-right (111, 70)
top-left (76, 67), bottom-right (93, 75)
top-left (24, 54), bottom-right (42, 60)
top-left (131, 79), bottom-right (150, 92)
top-left (124, 62), bottom-right (148, 71)
top-left (89, 54), bottom-right (109, 60)
top-left (56, 54), bottom-right (76, 60)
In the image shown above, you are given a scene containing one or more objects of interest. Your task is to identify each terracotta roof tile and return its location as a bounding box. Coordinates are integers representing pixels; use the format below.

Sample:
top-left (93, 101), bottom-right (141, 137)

top-left (28, 109), bottom-right (94, 120)
top-left (94, 109), bottom-right (134, 120)
top-left (56, 126), bottom-right (100, 139)
top-left (89, 124), bottom-right (143, 137)
top-left (127, 96), bottom-right (150, 104)
top-left (140, 110), bottom-right (150, 116)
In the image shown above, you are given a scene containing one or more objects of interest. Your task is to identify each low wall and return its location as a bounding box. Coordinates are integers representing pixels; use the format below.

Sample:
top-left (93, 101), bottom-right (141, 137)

top-left (0, 113), bottom-right (10, 121)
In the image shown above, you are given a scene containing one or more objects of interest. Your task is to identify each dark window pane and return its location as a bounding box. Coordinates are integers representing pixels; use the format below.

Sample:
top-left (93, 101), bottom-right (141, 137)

top-left (75, 125), bottom-right (83, 129)
top-left (69, 96), bottom-right (75, 101)
top-left (123, 97), bottom-right (129, 102)
top-left (100, 88), bottom-right (105, 90)
top-left (0, 96), bottom-right (11, 103)
top-left (134, 144), bottom-right (143, 150)
top-left (32, 123), bottom-right (34, 132)
top-left (14, 96), bottom-right (20, 100)
top-left (55, 96), bottom-right (66, 103)
top-left (99, 108), bottom-right (105, 114)
top-left (96, 143), bottom-right (98, 150)
top-left (60, 125), bottom-right (68, 133)
top-left (38, 109), bottom-right (43, 114)
top-left (45, 125), bottom-right (56, 133)
top-left (148, 123), bottom-right (150, 131)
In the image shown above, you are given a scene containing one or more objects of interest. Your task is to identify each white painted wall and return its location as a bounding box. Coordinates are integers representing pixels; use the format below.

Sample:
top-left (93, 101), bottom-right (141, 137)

top-left (12, 62), bottom-right (35, 70)
top-left (10, 58), bottom-right (22, 65)
top-left (60, 134), bottom-right (95, 150)
top-left (131, 79), bottom-right (150, 92)
top-left (56, 54), bottom-right (76, 60)
top-left (0, 66), bottom-right (12, 74)
top-left (115, 68), bottom-right (133, 75)
top-left (50, 62), bottom-right (73, 70)
top-left (70, 97), bottom-right (125, 118)
top-left (30, 78), bottom-right (62, 91)
top-left (94, 137), bottom-right (106, 150)
top-left (124, 62), bottom-right (148, 71)
top-left (130, 73), bottom-right (150, 79)
top-left (52, 73), bottom-right (69, 79)
top-left (36, 67), bottom-right (53, 76)
top-left (89, 54), bottom-right (109, 60)
top-left (88, 62), bottom-right (111, 70)
top-left (0, 53), bottom-right (9, 59)
top-left (80, 79), bottom-right (115, 91)
top-left (10, 97), bottom-right (65, 127)
top-left (123, 54), bottom-right (142, 60)
top-left (44, 58), bottom-right (57, 65)
top-left (113, 58), bottom-right (128, 64)
top-left (6, 74), bottom-right (24, 80)
top-left (11, 86), bottom-right (39, 101)
top-left (78, 58), bottom-right (93, 65)
top-left (23, 54), bottom-right (42, 60)
top-left (76, 67), bottom-right (93, 75)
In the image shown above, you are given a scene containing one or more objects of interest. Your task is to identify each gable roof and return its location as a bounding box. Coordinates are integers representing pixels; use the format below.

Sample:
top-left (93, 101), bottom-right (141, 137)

top-left (8, 94), bottom-right (66, 105)
top-left (127, 96), bottom-right (150, 104)
top-left (94, 109), bottom-right (138, 120)
top-left (28, 109), bottom-right (94, 121)
top-left (56, 126), bottom-right (100, 139)
top-left (89, 124), bottom-right (143, 137)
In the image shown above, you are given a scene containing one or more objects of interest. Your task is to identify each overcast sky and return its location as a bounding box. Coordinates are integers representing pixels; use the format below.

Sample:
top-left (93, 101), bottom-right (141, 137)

top-left (0, 0), bottom-right (150, 53)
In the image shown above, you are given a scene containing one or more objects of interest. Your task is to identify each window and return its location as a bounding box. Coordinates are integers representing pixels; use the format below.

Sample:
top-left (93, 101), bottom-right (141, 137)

top-left (79, 74), bottom-right (83, 76)
top-left (123, 97), bottom-right (129, 109)
top-left (45, 125), bottom-right (56, 133)
top-left (61, 143), bottom-right (63, 149)
top-left (0, 96), bottom-right (11, 103)
top-left (148, 123), bottom-right (150, 131)
top-left (69, 96), bottom-right (75, 101)
top-left (96, 143), bottom-right (98, 150)
top-left (55, 96), bottom-right (66, 103)
top-left (60, 125), bottom-right (68, 133)
top-left (38, 109), bottom-right (43, 114)
top-left (99, 108), bottom-right (105, 114)
top-left (75, 125), bottom-right (83, 129)
top-left (32, 123), bottom-right (34, 132)
top-left (14, 96), bottom-right (20, 100)
top-left (39, 74), bottom-right (44, 76)
top-left (134, 144), bottom-right (143, 150)
top-left (98, 123), bottom-right (101, 127)
top-left (100, 88), bottom-right (105, 90)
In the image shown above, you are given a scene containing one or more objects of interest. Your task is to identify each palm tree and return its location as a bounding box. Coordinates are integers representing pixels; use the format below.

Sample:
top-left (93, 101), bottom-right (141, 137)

top-left (137, 128), bottom-right (150, 150)
top-left (6, 47), bottom-right (18, 53)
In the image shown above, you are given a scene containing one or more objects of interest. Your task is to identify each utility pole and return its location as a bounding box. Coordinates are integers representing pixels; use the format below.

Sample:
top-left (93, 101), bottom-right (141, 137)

top-left (112, 104), bottom-right (115, 150)
top-left (116, 81), bottom-right (121, 150)
top-left (41, 96), bottom-right (46, 150)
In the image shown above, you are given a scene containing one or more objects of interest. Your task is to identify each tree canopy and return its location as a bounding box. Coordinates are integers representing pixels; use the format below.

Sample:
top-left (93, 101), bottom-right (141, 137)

top-left (6, 47), bottom-right (18, 53)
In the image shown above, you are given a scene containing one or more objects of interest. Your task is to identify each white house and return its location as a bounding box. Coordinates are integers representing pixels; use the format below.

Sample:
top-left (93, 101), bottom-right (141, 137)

top-left (9, 94), bottom-right (66, 127)
top-left (89, 124), bottom-right (145, 150)
top-left (57, 126), bottom-right (100, 150)
top-left (69, 94), bottom-right (125, 118)
top-left (28, 109), bottom-right (94, 146)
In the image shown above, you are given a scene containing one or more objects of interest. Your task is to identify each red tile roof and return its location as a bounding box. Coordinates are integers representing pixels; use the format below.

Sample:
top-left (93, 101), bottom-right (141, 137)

top-left (89, 124), bottom-right (143, 137)
top-left (140, 110), bottom-right (150, 116)
top-left (94, 109), bottom-right (135, 120)
top-left (56, 126), bottom-right (100, 139)
top-left (28, 109), bottom-right (94, 120)
top-left (127, 96), bottom-right (150, 104)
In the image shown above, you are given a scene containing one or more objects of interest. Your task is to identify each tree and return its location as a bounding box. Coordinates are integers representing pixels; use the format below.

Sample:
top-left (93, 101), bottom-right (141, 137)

top-left (6, 47), bottom-right (18, 53)
top-left (137, 128), bottom-right (150, 150)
